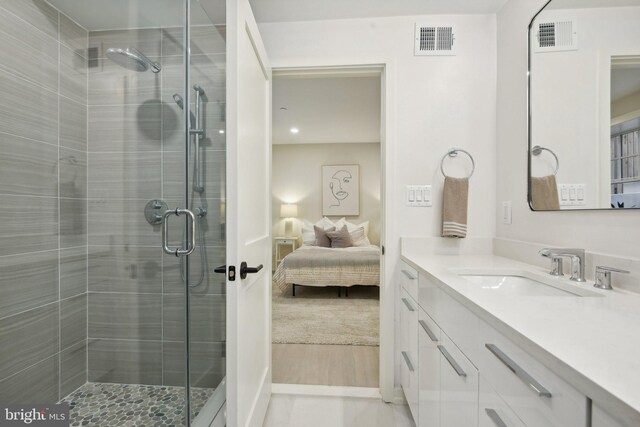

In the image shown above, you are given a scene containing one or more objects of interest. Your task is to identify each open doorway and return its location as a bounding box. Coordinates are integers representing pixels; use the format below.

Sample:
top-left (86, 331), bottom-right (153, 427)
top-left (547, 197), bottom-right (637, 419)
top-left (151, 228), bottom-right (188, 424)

top-left (270, 70), bottom-right (383, 388)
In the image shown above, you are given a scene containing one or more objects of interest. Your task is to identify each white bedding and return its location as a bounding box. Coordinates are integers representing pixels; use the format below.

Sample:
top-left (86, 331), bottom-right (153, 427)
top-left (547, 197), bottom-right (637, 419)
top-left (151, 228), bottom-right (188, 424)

top-left (272, 245), bottom-right (381, 292)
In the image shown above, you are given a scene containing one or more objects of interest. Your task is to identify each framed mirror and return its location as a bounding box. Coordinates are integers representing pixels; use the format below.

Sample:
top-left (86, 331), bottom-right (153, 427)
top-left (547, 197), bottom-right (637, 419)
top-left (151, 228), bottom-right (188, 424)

top-left (528, 0), bottom-right (640, 210)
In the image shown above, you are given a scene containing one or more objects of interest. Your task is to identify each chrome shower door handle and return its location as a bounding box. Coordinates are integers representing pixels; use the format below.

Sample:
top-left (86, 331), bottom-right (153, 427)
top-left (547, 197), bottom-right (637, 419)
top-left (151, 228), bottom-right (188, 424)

top-left (162, 208), bottom-right (197, 257)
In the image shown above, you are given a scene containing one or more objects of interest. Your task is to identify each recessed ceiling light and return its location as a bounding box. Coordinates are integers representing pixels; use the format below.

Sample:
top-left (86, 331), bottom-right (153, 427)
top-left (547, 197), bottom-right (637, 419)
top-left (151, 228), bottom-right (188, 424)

top-left (290, 127), bottom-right (299, 134)
top-left (218, 129), bottom-right (225, 134)
top-left (280, 107), bottom-right (288, 111)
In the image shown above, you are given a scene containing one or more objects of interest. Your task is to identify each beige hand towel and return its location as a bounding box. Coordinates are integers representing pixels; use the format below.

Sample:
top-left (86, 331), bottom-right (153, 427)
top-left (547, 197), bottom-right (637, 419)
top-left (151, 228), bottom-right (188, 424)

top-left (530, 175), bottom-right (560, 210)
top-left (442, 176), bottom-right (468, 238)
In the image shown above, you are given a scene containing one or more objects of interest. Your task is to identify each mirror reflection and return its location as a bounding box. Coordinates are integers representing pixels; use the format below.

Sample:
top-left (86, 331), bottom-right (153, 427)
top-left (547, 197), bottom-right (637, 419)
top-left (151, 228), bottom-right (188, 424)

top-left (529, 0), bottom-right (640, 210)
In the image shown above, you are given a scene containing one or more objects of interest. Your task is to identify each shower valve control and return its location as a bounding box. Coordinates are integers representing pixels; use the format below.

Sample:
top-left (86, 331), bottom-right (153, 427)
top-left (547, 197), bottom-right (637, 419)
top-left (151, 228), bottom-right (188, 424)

top-left (144, 199), bottom-right (168, 225)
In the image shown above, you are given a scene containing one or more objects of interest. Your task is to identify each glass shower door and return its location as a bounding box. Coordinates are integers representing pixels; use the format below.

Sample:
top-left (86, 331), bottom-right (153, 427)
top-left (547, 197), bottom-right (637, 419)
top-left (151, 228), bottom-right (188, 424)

top-left (185, 1), bottom-right (227, 424)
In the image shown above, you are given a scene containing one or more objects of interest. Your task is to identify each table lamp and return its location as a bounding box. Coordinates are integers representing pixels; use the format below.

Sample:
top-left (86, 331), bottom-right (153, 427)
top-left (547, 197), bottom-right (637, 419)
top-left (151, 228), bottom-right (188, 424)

top-left (280, 204), bottom-right (298, 238)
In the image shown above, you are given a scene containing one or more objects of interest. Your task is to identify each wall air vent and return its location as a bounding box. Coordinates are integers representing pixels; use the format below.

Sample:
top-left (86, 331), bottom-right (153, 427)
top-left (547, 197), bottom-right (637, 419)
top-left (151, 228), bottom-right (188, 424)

top-left (534, 19), bottom-right (577, 53)
top-left (414, 24), bottom-right (456, 56)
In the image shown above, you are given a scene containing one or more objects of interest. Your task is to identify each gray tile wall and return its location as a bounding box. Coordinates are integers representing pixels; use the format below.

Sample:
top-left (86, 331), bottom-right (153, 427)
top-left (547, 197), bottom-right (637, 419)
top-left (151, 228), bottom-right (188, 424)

top-left (0, 1), bottom-right (88, 404)
top-left (87, 25), bottom-right (226, 389)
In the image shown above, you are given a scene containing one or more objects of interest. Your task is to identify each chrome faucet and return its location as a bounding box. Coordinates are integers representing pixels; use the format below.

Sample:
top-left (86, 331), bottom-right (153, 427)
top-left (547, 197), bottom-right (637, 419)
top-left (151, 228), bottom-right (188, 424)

top-left (539, 248), bottom-right (586, 282)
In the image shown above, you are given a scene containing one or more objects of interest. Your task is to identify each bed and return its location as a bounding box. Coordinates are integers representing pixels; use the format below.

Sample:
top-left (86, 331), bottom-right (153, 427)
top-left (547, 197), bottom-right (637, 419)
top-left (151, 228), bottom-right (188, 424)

top-left (273, 245), bottom-right (381, 296)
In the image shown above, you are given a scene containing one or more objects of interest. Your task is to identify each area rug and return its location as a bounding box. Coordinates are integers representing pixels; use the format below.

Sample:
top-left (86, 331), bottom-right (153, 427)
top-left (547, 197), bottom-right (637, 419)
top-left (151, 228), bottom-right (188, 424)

top-left (272, 283), bottom-right (379, 346)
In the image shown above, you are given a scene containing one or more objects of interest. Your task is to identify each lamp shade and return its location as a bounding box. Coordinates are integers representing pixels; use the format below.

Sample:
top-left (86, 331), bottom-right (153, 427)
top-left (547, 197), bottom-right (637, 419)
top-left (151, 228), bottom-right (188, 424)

top-left (280, 203), bottom-right (298, 218)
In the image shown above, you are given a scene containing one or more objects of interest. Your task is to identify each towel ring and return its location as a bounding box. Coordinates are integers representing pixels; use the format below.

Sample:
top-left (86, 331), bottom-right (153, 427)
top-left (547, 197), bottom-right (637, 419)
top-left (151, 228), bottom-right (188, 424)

top-left (531, 145), bottom-right (559, 175)
top-left (440, 148), bottom-right (475, 178)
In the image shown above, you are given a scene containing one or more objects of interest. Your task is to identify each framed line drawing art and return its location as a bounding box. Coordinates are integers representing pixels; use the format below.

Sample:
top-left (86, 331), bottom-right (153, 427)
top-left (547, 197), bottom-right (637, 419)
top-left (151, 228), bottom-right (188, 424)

top-left (322, 164), bottom-right (360, 216)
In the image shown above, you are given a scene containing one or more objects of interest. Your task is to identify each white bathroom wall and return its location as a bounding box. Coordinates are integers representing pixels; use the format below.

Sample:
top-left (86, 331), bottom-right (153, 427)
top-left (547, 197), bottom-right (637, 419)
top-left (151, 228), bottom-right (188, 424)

top-left (259, 14), bottom-right (498, 241)
top-left (272, 142), bottom-right (381, 245)
top-left (497, 0), bottom-right (640, 259)
top-left (259, 14), bottom-right (497, 395)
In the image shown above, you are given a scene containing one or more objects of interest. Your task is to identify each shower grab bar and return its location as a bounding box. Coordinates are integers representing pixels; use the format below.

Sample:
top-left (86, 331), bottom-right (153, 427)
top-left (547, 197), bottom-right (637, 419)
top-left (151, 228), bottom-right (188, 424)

top-left (162, 208), bottom-right (196, 257)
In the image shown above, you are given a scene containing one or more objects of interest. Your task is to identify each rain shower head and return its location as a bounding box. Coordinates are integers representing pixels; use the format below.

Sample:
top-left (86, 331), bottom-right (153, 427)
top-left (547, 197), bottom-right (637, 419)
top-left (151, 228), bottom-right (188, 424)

top-left (106, 47), bottom-right (161, 73)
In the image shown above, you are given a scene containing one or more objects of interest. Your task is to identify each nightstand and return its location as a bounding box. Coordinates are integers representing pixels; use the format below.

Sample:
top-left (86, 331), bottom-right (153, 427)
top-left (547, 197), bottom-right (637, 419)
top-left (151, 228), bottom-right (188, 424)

top-left (275, 237), bottom-right (297, 268)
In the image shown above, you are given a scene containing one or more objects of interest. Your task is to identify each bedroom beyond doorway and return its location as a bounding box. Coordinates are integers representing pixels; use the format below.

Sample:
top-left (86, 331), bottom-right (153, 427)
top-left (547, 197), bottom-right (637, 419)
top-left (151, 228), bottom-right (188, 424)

top-left (270, 71), bottom-right (382, 388)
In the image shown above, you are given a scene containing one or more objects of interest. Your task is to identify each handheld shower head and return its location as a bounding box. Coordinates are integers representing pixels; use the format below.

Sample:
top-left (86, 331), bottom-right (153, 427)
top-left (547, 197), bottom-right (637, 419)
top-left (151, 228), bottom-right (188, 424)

top-left (106, 47), bottom-right (161, 73)
top-left (173, 93), bottom-right (184, 110)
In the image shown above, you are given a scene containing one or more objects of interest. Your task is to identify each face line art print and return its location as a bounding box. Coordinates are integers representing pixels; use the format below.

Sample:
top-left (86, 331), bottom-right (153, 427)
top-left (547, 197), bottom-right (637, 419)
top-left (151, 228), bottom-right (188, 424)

top-left (329, 169), bottom-right (352, 207)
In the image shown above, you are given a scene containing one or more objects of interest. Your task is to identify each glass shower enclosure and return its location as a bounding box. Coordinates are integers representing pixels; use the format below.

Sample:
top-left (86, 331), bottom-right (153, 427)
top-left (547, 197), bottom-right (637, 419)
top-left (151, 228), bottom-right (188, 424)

top-left (0, 0), bottom-right (226, 425)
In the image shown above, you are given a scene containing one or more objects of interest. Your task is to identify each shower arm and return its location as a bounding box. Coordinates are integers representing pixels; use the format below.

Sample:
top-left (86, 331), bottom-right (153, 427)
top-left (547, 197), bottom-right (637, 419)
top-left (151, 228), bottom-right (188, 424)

top-left (192, 85), bottom-right (205, 193)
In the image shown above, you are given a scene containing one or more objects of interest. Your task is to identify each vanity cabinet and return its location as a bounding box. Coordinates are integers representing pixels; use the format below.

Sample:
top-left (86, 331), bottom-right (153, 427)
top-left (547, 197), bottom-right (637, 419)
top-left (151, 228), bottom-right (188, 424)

top-left (400, 287), bottom-right (419, 421)
top-left (439, 333), bottom-right (479, 427)
top-left (479, 375), bottom-right (527, 427)
top-left (592, 405), bottom-right (628, 427)
top-left (400, 262), bottom-right (419, 302)
top-left (479, 327), bottom-right (586, 427)
top-left (398, 263), bottom-right (590, 427)
top-left (418, 308), bottom-right (441, 427)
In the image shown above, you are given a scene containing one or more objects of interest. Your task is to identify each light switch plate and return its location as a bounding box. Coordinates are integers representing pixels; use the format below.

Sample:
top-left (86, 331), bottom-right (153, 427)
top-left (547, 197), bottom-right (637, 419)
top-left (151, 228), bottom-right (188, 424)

top-left (502, 201), bottom-right (512, 225)
top-left (406, 185), bottom-right (432, 207)
top-left (558, 184), bottom-right (586, 206)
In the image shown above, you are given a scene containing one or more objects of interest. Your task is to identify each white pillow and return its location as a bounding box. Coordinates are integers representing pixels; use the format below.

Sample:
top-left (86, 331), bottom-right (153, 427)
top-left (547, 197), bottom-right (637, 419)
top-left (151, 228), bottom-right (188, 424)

top-left (301, 218), bottom-right (337, 245)
top-left (335, 218), bottom-right (370, 238)
top-left (349, 226), bottom-right (371, 247)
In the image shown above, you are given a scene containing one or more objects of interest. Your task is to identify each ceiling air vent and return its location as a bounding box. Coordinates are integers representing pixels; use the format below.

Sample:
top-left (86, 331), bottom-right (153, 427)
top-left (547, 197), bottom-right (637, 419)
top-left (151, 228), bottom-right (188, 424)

top-left (415, 24), bottom-right (456, 56)
top-left (534, 19), bottom-right (577, 53)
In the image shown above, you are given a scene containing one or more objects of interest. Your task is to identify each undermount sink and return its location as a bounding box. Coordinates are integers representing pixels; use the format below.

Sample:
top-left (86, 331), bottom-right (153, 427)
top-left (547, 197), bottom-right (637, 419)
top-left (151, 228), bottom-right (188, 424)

top-left (457, 270), bottom-right (602, 297)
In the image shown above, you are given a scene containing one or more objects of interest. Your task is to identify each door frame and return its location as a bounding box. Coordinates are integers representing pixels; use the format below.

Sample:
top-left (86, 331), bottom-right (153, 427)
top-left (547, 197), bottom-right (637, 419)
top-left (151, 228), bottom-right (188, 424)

top-left (270, 59), bottom-right (396, 403)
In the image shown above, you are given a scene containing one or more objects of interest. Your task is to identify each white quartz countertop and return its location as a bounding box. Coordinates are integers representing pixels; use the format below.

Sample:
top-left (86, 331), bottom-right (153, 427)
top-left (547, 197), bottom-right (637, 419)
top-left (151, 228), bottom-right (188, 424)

top-left (401, 249), bottom-right (640, 421)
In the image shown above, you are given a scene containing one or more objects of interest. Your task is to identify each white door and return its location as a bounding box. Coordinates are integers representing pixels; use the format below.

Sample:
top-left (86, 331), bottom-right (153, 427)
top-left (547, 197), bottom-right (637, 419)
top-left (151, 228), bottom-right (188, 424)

top-left (226, 0), bottom-right (272, 425)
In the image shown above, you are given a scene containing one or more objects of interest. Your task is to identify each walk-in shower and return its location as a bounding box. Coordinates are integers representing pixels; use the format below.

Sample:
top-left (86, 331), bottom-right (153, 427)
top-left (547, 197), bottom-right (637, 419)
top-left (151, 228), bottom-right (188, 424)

top-left (0, 0), bottom-right (227, 426)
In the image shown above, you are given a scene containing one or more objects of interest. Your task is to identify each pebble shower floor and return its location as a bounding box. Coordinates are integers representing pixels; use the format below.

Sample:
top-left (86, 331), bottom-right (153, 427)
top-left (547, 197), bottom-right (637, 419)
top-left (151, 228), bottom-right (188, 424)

top-left (60, 383), bottom-right (214, 426)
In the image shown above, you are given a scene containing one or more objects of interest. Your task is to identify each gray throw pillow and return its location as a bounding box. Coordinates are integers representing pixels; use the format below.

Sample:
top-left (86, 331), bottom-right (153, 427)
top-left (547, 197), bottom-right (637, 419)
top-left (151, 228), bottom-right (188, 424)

top-left (314, 225), bottom-right (335, 248)
top-left (326, 225), bottom-right (353, 248)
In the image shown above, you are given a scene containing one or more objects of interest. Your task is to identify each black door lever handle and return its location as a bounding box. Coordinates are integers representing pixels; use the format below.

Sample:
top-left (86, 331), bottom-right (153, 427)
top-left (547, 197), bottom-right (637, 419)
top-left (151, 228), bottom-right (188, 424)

top-left (214, 265), bottom-right (226, 274)
top-left (240, 262), bottom-right (263, 279)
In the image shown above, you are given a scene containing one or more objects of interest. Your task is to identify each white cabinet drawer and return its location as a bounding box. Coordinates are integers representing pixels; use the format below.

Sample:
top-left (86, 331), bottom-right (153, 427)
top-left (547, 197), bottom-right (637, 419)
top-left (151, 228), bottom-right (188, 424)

top-left (439, 332), bottom-right (479, 427)
top-left (592, 405), bottom-right (622, 427)
top-left (418, 308), bottom-right (440, 427)
top-left (480, 329), bottom-right (586, 427)
top-left (480, 375), bottom-right (527, 427)
top-left (418, 270), bottom-right (442, 320)
top-left (400, 289), bottom-right (419, 422)
top-left (400, 262), bottom-right (419, 301)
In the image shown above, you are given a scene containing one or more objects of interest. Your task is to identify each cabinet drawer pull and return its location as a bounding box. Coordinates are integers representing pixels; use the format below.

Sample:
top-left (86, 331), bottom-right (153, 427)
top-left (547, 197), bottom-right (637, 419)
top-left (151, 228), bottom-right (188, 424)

top-left (419, 320), bottom-right (438, 342)
top-left (401, 298), bottom-right (415, 312)
top-left (401, 269), bottom-right (417, 280)
top-left (401, 351), bottom-right (415, 372)
top-left (485, 343), bottom-right (552, 398)
top-left (485, 409), bottom-right (508, 427)
top-left (437, 345), bottom-right (467, 377)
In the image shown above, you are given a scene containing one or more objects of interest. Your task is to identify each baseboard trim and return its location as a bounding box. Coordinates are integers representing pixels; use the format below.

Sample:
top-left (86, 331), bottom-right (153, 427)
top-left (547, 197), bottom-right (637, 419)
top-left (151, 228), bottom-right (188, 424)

top-left (272, 383), bottom-right (381, 399)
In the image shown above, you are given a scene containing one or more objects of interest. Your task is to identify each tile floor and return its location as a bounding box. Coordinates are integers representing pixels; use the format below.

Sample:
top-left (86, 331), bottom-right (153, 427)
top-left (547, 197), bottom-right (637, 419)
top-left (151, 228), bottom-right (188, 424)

top-left (262, 394), bottom-right (416, 427)
top-left (60, 382), bottom-right (214, 426)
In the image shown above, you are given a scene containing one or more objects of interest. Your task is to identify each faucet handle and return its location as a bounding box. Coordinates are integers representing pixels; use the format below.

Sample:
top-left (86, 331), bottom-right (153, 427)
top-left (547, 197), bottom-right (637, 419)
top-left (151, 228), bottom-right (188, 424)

top-left (539, 248), bottom-right (563, 276)
top-left (594, 266), bottom-right (630, 290)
